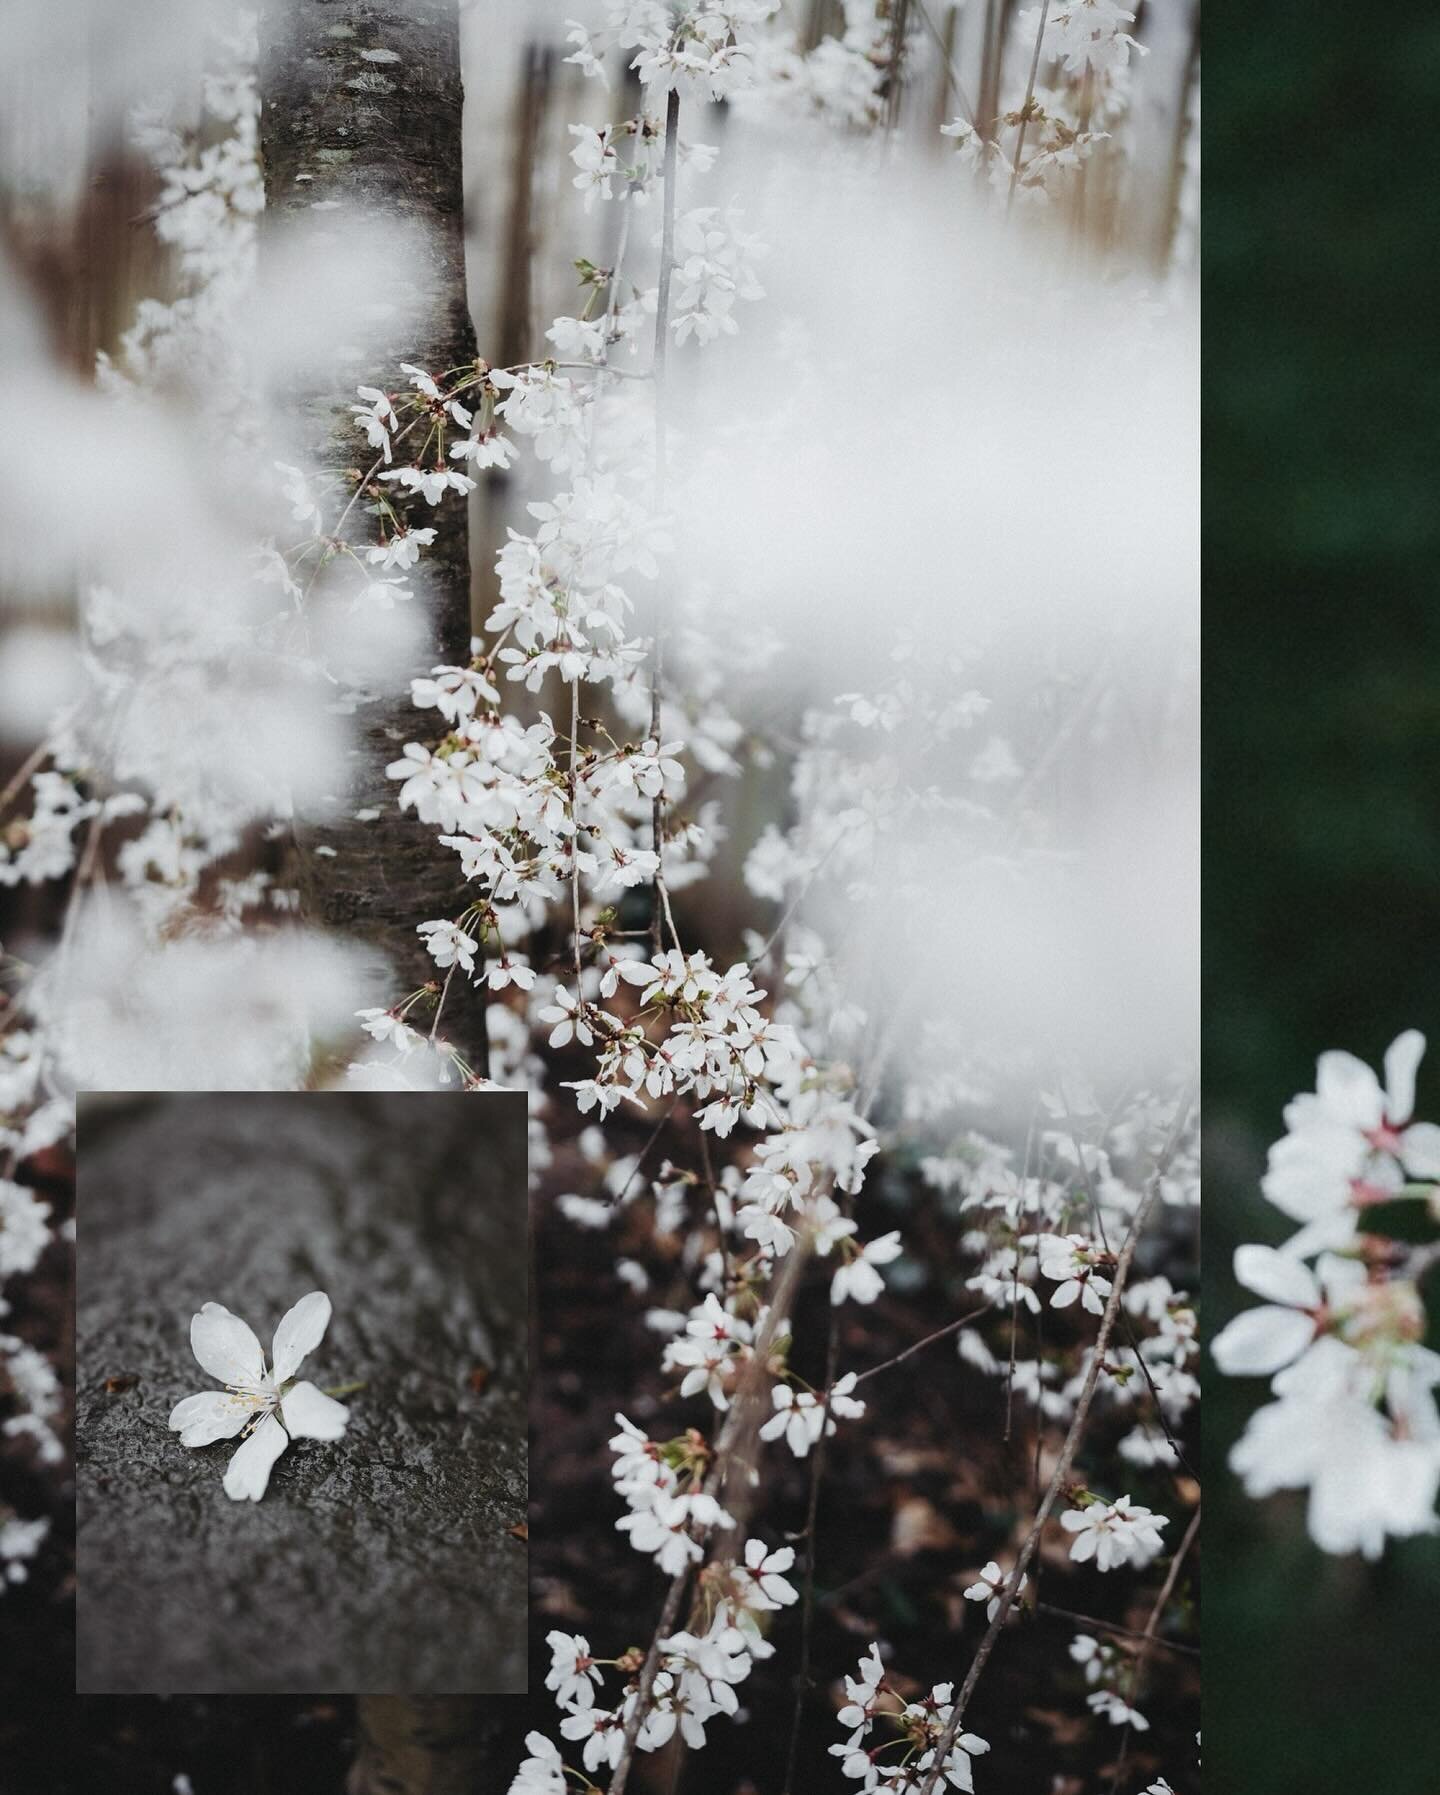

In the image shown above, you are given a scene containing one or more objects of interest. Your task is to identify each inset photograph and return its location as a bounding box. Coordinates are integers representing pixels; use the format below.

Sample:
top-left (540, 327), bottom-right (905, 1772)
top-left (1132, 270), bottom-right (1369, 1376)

top-left (76, 1092), bottom-right (528, 1694)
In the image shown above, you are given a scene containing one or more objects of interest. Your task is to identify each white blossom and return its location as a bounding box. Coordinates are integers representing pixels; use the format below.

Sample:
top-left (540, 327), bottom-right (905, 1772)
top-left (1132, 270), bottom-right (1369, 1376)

top-left (167, 1292), bottom-right (349, 1502)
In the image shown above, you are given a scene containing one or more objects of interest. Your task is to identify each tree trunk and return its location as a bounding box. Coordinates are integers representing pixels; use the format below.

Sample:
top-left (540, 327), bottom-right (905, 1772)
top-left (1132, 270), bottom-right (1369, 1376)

top-left (259, 0), bottom-right (487, 1071)
top-left (347, 1697), bottom-right (512, 1795)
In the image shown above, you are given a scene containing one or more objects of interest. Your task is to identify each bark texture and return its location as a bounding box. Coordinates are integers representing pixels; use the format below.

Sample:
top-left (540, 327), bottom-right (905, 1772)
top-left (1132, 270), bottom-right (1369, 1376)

top-left (259, 0), bottom-right (486, 1068)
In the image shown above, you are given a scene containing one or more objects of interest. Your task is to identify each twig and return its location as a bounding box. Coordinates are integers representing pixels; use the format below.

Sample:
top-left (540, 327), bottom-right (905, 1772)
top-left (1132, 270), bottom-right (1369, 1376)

top-left (781, 1302), bottom-right (841, 1794)
top-left (606, 1097), bottom-right (681, 1207)
top-left (1106, 1502), bottom-right (1201, 1793)
top-left (0, 733), bottom-right (61, 820)
top-left (915, 1095), bottom-right (1193, 1795)
top-left (608, 1562), bottom-right (692, 1795)
top-left (1005, 0), bottom-right (1050, 213)
top-left (911, 0), bottom-right (979, 129)
top-left (648, 86), bottom-right (681, 961)
top-left (608, 1245), bottom-right (810, 1795)
top-left (852, 1300), bottom-right (997, 1386)
top-left (1004, 1104), bottom-right (1038, 1442)
top-left (755, 825), bottom-right (848, 965)
top-left (428, 964), bottom-right (458, 1043)
top-left (570, 677), bottom-right (584, 979)
top-left (1034, 1600), bottom-right (1199, 1659)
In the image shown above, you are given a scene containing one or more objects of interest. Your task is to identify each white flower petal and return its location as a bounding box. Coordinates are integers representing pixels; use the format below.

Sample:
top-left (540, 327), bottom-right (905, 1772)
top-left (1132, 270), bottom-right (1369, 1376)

top-left (1386, 1030), bottom-right (1426, 1125)
top-left (168, 1390), bottom-right (252, 1448)
top-left (1262, 1122), bottom-right (1366, 1220)
top-left (1401, 1122), bottom-right (1440, 1181)
top-left (1281, 1211), bottom-right (1362, 1259)
top-left (1211, 1305), bottom-right (1316, 1377)
top-left (1315, 1050), bottom-right (1387, 1130)
top-left (271, 1290), bottom-right (331, 1383)
top-left (222, 1412), bottom-right (290, 1502)
top-left (1233, 1244), bottom-right (1319, 1309)
top-left (190, 1302), bottom-right (266, 1388)
top-left (280, 1380), bottom-right (350, 1441)
top-left (1316, 1252), bottom-right (1368, 1304)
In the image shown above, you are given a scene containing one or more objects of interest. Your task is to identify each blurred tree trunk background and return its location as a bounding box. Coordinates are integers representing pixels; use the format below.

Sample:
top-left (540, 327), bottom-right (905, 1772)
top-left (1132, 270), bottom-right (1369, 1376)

top-left (259, 0), bottom-right (487, 1072)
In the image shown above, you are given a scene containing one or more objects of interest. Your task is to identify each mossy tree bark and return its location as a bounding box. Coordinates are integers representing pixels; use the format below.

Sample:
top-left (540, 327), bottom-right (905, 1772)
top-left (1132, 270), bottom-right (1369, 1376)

top-left (259, 0), bottom-right (486, 1072)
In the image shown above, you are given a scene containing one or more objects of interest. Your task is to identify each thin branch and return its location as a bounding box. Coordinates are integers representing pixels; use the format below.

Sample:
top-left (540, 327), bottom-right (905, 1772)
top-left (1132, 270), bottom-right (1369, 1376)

top-left (648, 86), bottom-right (681, 961)
top-left (1034, 1601), bottom-right (1199, 1659)
top-left (427, 963), bottom-right (458, 1043)
top-left (0, 733), bottom-right (62, 820)
top-left (911, 0), bottom-right (979, 129)
top-left (852, 1300), bottom-right (997, 1386)
top-left (608, 1244), bottom-right (810, 1795)
top-left (605, 1097), bottom-right (682, 1207)
top-left (755, 825), bottom-right (848, 965)
top-left (570, 677), bottom-right (584, 980)
top-left (1005, 0), bottom-right (1050, 213)
top-left (1106, 1502), bottom-right (1201, 1794)
top-left (781, 1300), bottom-right (841, 1794)
top-left (915, 1094), bottom-right (1193, 1795)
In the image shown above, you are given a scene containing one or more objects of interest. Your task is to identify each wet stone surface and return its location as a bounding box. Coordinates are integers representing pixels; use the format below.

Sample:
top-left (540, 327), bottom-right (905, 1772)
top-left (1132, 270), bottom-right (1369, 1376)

top-left (76, 1092), bottom-right (528, 1694)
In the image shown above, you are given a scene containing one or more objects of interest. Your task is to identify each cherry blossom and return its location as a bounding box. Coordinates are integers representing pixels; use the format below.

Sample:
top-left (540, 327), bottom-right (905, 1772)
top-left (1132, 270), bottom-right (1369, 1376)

top-left (1263, 1030), bottom-right (1440, 1228)
top-left (1038, 1232), bottom-right (1113, 1315)
top-left (167, 1292), bottom-right (349, 1502)
top-left (1059, 1495), bottom-right (1168, 1572)
top-left (831, 1229), bottom-right (902, 1305)
top-left (507, 1732), bottom-right (566, 1795)
top-left (1209, 1246), bottom-right (1365, 1377)
top-left (759, 1371), bottom-right (864, 1458)
top-left (1219, 1028), bottom-right (1440, 1557)
top-left (963, 1559), bottom-right (1027, 1622)
top-left (545, 1630), bottom-right (604, 1709)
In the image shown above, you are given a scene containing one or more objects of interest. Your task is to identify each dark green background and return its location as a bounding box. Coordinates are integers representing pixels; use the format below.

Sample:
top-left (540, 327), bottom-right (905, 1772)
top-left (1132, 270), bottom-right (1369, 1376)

top-left (1207, 3), bottom-right (1440, 1788)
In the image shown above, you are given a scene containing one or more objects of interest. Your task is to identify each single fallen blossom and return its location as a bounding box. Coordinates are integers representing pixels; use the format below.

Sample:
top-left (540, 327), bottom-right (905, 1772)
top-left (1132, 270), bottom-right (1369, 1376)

top-left (167, 1291), bottom-right (350, 1502)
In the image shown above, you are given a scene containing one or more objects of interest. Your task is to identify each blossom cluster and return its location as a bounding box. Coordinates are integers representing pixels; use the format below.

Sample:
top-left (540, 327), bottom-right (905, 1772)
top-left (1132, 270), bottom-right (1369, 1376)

top-left (830, 1645), bottom-right (991, 1792)
top-left (1217, 1030), bottom-right (1440, 1558)
top-left (941, 0), bottom-right (1142, 205)
top-left (536, 1520), bottom-right (799, 1774)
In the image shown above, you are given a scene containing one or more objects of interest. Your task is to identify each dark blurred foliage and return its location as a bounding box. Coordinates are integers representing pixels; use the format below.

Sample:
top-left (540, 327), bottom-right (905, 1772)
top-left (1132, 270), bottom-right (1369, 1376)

top-left (3, 1700), bottom-right (352, 1795)
top-left (1206, 1), bottom-right (1440, 1790)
